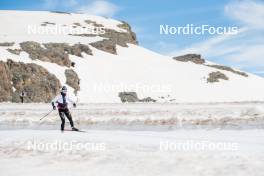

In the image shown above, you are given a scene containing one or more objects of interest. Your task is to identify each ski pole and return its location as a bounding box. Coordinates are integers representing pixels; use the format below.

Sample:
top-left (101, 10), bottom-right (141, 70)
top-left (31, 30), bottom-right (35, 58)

top-left (40, 109), bottom-right (54, 121)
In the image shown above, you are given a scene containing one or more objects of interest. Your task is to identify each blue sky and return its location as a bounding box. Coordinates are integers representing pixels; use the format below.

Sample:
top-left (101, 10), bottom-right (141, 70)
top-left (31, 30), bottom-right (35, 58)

top-left (1, 0), bottom-right (264, 76)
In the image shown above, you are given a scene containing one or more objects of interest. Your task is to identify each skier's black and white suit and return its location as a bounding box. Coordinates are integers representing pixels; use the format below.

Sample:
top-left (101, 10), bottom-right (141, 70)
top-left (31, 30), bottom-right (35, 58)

top-left (51, 92), bottom-right (76, 131)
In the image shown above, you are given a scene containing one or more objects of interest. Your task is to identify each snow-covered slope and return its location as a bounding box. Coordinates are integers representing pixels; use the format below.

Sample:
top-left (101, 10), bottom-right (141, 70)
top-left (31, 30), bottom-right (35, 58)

top-left (1, 10), bottom-right (264, 103)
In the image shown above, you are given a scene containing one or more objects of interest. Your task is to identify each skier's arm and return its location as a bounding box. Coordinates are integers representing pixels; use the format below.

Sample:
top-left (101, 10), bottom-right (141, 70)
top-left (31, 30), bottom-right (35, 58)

top-left (67, 97), bottom-right (77, 108)
top-left (51, 95), bottom-right (59, 110)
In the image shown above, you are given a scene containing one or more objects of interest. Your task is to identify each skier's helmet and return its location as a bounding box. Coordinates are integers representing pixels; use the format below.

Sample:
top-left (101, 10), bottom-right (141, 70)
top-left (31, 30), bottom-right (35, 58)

top-left (61, 86), bottom-right (67, 94)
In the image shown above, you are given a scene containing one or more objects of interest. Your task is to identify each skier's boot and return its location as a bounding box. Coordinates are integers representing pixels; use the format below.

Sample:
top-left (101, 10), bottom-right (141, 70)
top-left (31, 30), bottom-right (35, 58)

top-left (72, 127), bottom-right (79, 131)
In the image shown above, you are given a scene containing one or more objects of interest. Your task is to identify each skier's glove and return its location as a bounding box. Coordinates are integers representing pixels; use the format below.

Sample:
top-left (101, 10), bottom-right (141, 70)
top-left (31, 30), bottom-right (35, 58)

top-left (73, 103), bottom-right (77, 108)
top-left (52, 102), bottom-right (56, 110)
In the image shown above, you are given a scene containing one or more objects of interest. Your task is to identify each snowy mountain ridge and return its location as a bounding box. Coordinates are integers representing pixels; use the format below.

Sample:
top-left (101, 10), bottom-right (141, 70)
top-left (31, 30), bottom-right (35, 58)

top-left (0, 10), bottom-right (264, 103)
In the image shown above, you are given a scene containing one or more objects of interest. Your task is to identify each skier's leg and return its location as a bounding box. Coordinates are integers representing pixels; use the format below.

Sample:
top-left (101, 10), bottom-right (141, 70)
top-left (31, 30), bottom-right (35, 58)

top-left (59, 110), bottom-right (65, 131)
top-left (65, 109), bottom-right (74, 128)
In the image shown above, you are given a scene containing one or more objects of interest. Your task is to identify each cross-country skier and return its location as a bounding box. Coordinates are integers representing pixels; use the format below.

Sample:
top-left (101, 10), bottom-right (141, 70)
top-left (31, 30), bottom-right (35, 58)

top-left (20, 90), bottom-right (26, 103)
top-left (51, 86), bottom-right (79, 131)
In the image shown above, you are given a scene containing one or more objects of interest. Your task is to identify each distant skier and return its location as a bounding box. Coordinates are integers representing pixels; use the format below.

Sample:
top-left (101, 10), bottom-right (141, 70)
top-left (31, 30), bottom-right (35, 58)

top-left (20, 90), bottom-right (26, 103)
top-left (51, 86), bottom-right (79, 131)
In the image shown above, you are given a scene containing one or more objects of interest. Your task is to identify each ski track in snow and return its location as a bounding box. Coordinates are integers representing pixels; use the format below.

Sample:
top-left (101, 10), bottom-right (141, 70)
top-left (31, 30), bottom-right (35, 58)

top-left (1, 103), bottom-right (264, 130)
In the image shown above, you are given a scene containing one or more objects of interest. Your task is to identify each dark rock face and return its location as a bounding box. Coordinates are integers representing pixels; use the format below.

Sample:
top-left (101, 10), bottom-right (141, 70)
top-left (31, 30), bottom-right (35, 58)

top-left (174, 54), bottom-right (248, 78)
top-left (7, 49), bottom-right (22, 55)
top-left (100, 27), bottom-right (138, 47)
top-left (65, 69), bottom-right (80, 95)
top-left (90, 39), bottom-right (117, 54)
top-left (44, 43), bottom-right (93, 57)
top-left (70, 33), bottom-right (97, 37)
top-left (20, 42), bottom-right (92, 67)
top-left (73, 22), bottom-right (81, 26)
top-left (207, 71), bottom-right (229, 83)
top-left (116, 21), bottom-right (138, 45)
top-left (50, 11), bottom-right (71, 15)
top-left (41, 22), bottom-right (56, 26)
top-left (119, 92), bottom-right (139, 102)
top-left (85, 21), bottom-right (138, 54)
top-left (0, 42), bottom-right (14, 47)
top-left (173, 54), bottom-right (205, 64)
top-left (68, 21), bottom-right (138, 54)
top-left (140, 97), bottom-right (156, 102)
top-left (81, 20), bottom-right (138, 47)
top-left (0, 62), bottom-right (12, 102)
top-left (206, 64), bottom-right (248, 77)
top-left (0, 60), bottom-right (61, 102)
top-left (20, 41), bottom-right (71, 67)
top-left (118, 92), bottom-right (156, 103)
top-left (85, 20), bottom-right (104, 27)
top-left (72, 43), bottom-right (93, 57)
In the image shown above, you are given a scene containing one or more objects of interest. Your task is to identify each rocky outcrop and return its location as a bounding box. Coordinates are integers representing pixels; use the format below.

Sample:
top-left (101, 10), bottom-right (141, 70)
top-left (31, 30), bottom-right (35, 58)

top-left (119, 92), bottom-right (139, 102)
top-left (83, 20), bottom-right (138, 54)
top-left (85, 20), bottom-right (138, 46)
top-left (7, 49), bottom-right (22, 55)
top-left (90, 39), bottom-right (117, 54)
top-left (65, 69), bottom-right (80, 95)
top-left (50, 11), bottom-right (71, 15)
top-left (0, 61), bottom-right (12, 102)
top-left (116, 21), bottom-right (138, 45)
top-left (20, 42), bottom-right (92, 67)
top-left (207, 71), bottom-right (229, 83)
top-left (73, 22), bottom-right (81, 27)
top-left (67, 20), bottom-right (138, 54)
top-left (70, 33), bottom-right (97, 37)
top-left (117, 21), bottom-right (132, 31)
top-left (174, 54), bottom-right (248, 78)
top-left (85, 20), bottom-right (104, 27)
top-left (0, 42), bottom-right (14, 47)
top-left (41, 22), bottom-right (56, 26)
top-left (0, 59), bottom-right (61, 102)
top-left (20, 41), bottom-right (71, 67)
top-left (206, 64), bottom-right (248, 77)
top-left (44, 43), bottom-right (92, 57)
top-left (118, 92), bottom-right (156, 103)
top-left (140, 97), bottom-right (156, 102)
top-left (100, 28), bottom-right (138, 47)
top-left (173, 54), bottom-right (205, 64)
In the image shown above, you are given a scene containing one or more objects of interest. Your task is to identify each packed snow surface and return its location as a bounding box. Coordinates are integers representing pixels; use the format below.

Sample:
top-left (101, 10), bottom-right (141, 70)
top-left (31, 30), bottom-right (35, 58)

top-left (0, 129), bottom-right (264, 176)
top-left (1, 103), bottom-right (264, 176)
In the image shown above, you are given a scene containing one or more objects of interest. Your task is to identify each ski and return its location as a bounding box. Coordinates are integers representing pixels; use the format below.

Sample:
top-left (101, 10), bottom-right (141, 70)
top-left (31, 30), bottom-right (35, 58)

top-left (63, 129), bottom-right (87, 133)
